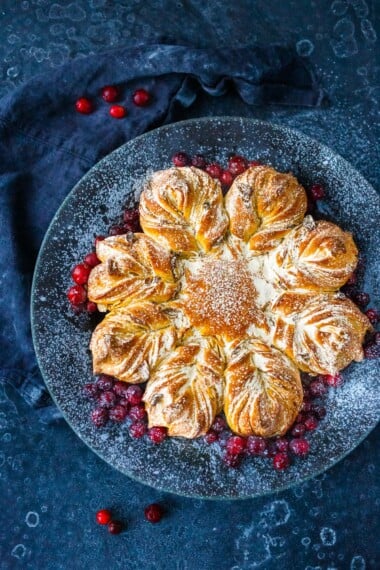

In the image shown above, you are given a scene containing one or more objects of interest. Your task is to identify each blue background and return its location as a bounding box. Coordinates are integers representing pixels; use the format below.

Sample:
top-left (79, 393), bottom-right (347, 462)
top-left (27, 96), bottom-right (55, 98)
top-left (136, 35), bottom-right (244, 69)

top-left (0, 1), bottom-right (379, 568)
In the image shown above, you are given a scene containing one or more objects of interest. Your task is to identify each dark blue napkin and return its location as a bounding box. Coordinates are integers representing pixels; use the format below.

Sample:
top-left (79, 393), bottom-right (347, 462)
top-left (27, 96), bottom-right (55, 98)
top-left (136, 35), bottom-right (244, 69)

top-left (0, 44), bottom-right (324, 422)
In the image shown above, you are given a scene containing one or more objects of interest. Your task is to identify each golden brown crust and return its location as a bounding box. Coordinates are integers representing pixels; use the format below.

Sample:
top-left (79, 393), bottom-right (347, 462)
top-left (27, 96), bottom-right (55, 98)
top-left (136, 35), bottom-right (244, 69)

top-left (90, 302), bottom-right (177, 383)
top-left (139, 167), bottom-right (229, 256)
top-left (87, 233), bottom-right (178, 310)
top-left (143, 337), bottom-right (225, 438)
top-left (271, 291), bottom-right (372, 375)
top-left (224, 340), bottom-right (302, 437)
top-left (272, 217), bottom-right (358, 290)
top-left (225, 166), bottom-right (307, 254)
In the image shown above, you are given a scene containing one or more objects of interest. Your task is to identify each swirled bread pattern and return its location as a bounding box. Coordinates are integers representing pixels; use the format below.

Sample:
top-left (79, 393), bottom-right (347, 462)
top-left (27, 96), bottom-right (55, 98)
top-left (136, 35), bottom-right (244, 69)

top-left (88, 165), bottom-right (371, 439)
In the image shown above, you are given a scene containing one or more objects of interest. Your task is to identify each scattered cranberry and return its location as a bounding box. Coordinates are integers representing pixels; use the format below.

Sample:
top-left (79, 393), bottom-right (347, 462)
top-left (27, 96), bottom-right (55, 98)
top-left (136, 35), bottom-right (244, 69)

top-left (86, 301), bottom-right (98, 313)
top-left (101, 85), bottom-right (120, 103)
top-left (125, 385), bottom-right (143, 405)
top-left (172, 152), bottom-right (190, 167)
top-left (275, 438), bottom-right (289, 452)
top-left (118, 398), bottom-right (131, 412)
top-left (302, 388), bottom-right (312, 401)
top-left (129, 421), bottom-right (147, 438)
top-left (95, 235), bottom-right (106, 247)
top-left (248, 160), bottom-right (261, 167)
top-left (223, 452), bottom-right (242, 468)
top-left (75, 97), bottom-right (93, 114)
top-left (309, 379), bottom-right (328, 398)
top-left (67, 284), bottom-right (87, 305)
top-left (226, 436), bottom-right (247, 455)
top-left (304, 416), bottom-right (318, 431)
top-left (91, 407), bottom-right (108, 428)
top-left (71, 263), bottom-right (91, 285)
top-left (129, 404), bottom-right (147, 422)
top-left (289, 438), bottom-right (310, 457)
top-left (84, 252), bottom-right (100, 267)
top-left (96, 509), bottom-right (112, 525)
top-left (291, 423), bottom-right (306, 438)
top-left (113, 381), bottom-right (129, 397)
top-left (109, 404), bottom-right (128, 422)
top-left (206, 163), bottom-right (223, 179)
top-left (204, 430), bottom-right (219, 444)
top-left (123, 208), bottom-right (140, 231)
top-left (346, 272), bottom-right (357, 285)
top-left (364, 342), bottom-right (380, 359)
top-left (217, 431), bottom-right (232, 449)
top-left (109, 105), bottom-right (127, 119)
top-left (353, 292), bottom-right (370, 308)
top-left (220, 170), bottom-right (234, 187)
top-left (265, 441), bottom-right (278, 458)
top-left (211, 416), bottom-right (227, 433)
top-left (83, 383), bottom-right (99, 399)
top-left (273, 452), bottom-right (291, 470)
top-left (144, 503), bottom-right (163, 523)
top-left (365, 308), bottom-right (379, 324)
top-left (133, 88), bottom-right (151, 107)
top-left (228, 155), bottom-right (248, 176)
top-left (108, 520), bottom-right (123, 535)
top-left (310, 183), bottom-right (326, 200)
top-left (322, 373), bottom-right (343, 387)
top-left (98, 390), bottom-right (117, 409)
top-left (311, 404), bottom-right (326, 420)
top-left (295, 412), bottom-right (306, 424)
top-left (301, 401), bottom-right (312, 413)
top-left (247, 436), bottom-right (267, 455)
top-left (191, 154), bottom-right (207, 169)
top-left (108, 224), bottom-right (127, 236)
top-left (148, 426), bottom-right (167, 444)
top-left (96, 375), bottom-right (115, 391)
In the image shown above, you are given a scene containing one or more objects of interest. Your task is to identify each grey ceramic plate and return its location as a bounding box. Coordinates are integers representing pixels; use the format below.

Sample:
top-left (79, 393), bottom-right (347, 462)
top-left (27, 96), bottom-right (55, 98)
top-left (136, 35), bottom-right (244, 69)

top-left (31, 117), bottom-right (380, 499)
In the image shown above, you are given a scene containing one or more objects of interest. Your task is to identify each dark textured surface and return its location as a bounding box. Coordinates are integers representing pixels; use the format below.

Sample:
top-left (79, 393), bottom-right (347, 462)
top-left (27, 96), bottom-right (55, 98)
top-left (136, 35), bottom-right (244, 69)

top-left (1, 1), bottom-right (379, 568)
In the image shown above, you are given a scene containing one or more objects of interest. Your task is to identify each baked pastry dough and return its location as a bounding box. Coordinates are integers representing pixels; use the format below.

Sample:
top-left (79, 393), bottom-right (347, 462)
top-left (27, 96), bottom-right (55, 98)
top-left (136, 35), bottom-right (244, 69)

top-left (88, 164), bottom-right (371, 439)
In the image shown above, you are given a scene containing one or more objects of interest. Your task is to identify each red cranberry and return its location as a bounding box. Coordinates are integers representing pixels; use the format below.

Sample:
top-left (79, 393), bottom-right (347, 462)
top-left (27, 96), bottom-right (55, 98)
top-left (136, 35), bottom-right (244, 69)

top-left (301, 401), bottom-right (312, 413)
top-left (125, 385), bottom-right (143, 405)
top-left (353, 292), bottom-right (370, 308)
top-left (289, 438), bottom-right (310, 457)
top-left (310, 404), bottom-right (326, 420)
top-left (364, 342), bottom-right (380, 359)
top-left (109, 404), bottom-right (128, 422)
top-left (108, 520), bottom-right (123, 535)
top-left (304, 416), bottom-right (318, 431)
top-left (109, 105), bottom-right (127, 119)
top-left (247, 436), bottom-right (267, 455)
top-left (322, 373), bottom-right (343, 387)
top-left (302, 388), bottom-right (312, 401)
top-left (218, 431), bottom-right (232, 448)
top-left (310, 183), bottom-right (325, 200)
top-left (101, 85), bottom-right (120, 103)
top-left (129, 404), bottom-right (147, 422)
top-left (67, 284), bottom-right (87, 305)
top-left (84, 252), bottom-right (100, 267)
top-left (75, 97), bottom-right (93, 114)
top-left (86, 301), bottom-right (98, 313)
top-left (248, 160), bottom-right (261, 167)
top-left (295, 412), bottom-right (306, 424)
top-left (98, 390), bottom-right (117, 409)
top-left (123, 208), bottom-right (140, 229)
top-left (129, 421), bottom-right (147, 438)
top-left (113, 381), bottom-right (129, 397)
top-left (204, 430), bottom-right (219, 444)
top-left (71, 263), bottom-right (91, 285)
top-left (148, 426), bottom-right (167, 444)
top-left (91, 407), bottom-right (108, 428)
top-left (273, 452), bottom-right (290, 470)
top-left (172, 152), bottom-right (190, 167)
top-left (95, 235), bottom-right (105, 247)
top-left (211, 416), bottom-right (227, 433)
top-left (291, 423), bottom-right (306, 438)
top-left (206, 163), bottom-right (223, 179)
top-left (228, 155), bottom-right (248, 176)
top-left (275, 438), bottom-right (289, 452)
top-left (144, 504), bottom-right (163, 523)
top-left (108, 224), bottom-right (127, 236)
top-left (226, 436), bottom-right (247, 455)
top-left (220, 170), bottom-right (234, 187)
top-left (309, 379), bottom-right (328, 398)
top-left (222, 452), bottom-right (242, 468)
top-left (191, 154), bottom-right (207, 169)
top-left (346, 272), bottom-right (357, 285)
top-left (133, 88), bottom-right (151, 106)
top-left (96, 509), bottom-right (112, 525)
top-left (96, 375), bottom-right (115, 391)
top-left (265, 440), bottom-right (278, 458)
top-left (83, 383), bottom-right (99, 399)
top-left (118, 398), bottom-right (131, 412)
top-left (365, 309), bottom-right (379, 324)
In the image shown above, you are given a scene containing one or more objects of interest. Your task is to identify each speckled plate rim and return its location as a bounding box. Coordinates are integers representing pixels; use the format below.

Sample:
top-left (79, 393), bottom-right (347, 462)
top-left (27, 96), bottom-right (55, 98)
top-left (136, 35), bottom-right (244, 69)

top-left (31, 116), bottom-right (380, 500)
